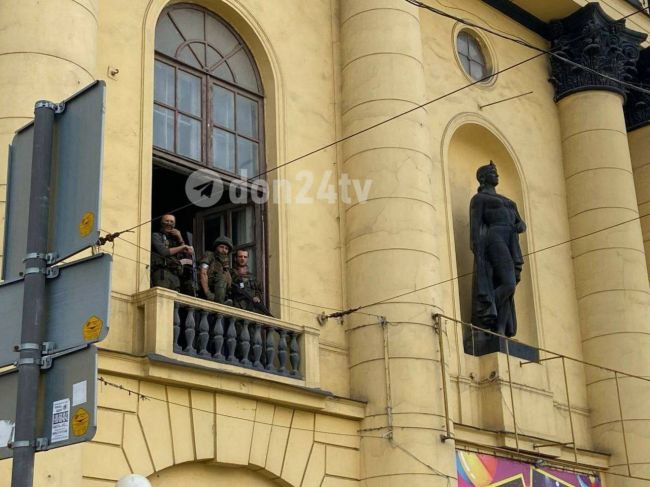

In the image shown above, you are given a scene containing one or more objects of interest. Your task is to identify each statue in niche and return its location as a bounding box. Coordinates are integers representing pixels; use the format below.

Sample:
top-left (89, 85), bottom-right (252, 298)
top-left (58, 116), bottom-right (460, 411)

top-left (469, 161), bottom-right (526, 338)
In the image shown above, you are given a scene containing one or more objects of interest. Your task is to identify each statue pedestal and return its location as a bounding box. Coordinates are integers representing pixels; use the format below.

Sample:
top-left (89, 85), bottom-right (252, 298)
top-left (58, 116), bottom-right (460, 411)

top-left (464, 330), bottom-right (539, 362)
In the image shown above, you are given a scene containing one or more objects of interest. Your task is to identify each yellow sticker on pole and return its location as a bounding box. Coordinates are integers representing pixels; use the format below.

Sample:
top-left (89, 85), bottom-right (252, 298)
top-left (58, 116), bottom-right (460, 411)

top-left (72, 408), bottom-right (90, 436)
top-left (79, 212), bottom-right (94, 237)
top-left (83, 316), bottom-right (103, 341)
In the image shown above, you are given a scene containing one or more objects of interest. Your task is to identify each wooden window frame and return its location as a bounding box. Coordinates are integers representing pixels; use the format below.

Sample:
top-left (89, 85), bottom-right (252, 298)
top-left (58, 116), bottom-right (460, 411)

top-left (152, 4), bottom-right (269, 303)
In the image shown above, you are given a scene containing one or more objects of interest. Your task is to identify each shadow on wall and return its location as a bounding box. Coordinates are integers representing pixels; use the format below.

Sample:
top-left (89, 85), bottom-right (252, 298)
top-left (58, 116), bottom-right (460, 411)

top-left (447, 122), bottom-right (537, 348)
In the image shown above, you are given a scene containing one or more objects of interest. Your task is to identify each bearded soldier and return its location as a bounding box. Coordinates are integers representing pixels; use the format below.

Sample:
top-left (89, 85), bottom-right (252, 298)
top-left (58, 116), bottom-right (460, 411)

top-left (151, 214), bottom-right (194, 292)
top-left (199, 236), bottom-right (233, 304)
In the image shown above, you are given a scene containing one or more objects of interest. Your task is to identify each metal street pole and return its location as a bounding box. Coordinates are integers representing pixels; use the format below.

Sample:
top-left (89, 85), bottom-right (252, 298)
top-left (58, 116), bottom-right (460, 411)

top-left (11, 101), bottom-right (58, 487)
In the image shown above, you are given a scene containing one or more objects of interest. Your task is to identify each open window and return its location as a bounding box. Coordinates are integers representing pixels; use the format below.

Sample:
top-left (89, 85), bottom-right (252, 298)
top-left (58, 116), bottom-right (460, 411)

top-left (151, 4), bottom-right (267, 303)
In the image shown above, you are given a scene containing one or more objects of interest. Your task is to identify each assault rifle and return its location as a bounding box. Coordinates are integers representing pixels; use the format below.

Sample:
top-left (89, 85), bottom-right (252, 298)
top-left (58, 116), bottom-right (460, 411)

top-left (231, 284), bottom-right (272, 317)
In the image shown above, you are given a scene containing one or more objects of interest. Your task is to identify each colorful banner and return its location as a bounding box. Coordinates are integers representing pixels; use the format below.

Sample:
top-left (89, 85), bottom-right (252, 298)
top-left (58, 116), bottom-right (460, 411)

top-left (456, 451), bottom-right (600, 487)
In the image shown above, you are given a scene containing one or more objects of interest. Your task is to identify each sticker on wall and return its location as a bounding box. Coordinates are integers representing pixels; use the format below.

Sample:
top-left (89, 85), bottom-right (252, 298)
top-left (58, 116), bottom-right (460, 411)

top-left (79, 211), bottom-right (94, 237)
top-left (72, 380), bottom-right (87, 406)
top-left (82, 315), bottom-right (103, 341)
top-left (51, 399), bottom-right (70, 443)
top-left (456, 451), bottom-right (600, 487)
top-left (72, 408), bottom-right (90, 437)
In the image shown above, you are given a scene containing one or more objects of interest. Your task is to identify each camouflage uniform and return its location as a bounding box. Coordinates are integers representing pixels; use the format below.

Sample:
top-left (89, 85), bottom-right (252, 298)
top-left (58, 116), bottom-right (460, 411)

top-left (199, 250), bottom-right (232, 304)
top-left (150, 232), bottom-right (184, 291)
top-left (231, 267), bottom-right (264, 311)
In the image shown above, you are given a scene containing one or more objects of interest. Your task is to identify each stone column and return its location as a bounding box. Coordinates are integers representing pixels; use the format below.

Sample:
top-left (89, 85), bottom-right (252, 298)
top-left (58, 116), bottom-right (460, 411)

top-left (626, 47), bottom-right (650, 285)
top-left (340, 1), bottom-right (455, 486)
top-left (0, 0), bottom-right (98, 135)
top-left (0, 0), bottom-right (98, 262)
top-left (551, 5), bottom-right (650, 484)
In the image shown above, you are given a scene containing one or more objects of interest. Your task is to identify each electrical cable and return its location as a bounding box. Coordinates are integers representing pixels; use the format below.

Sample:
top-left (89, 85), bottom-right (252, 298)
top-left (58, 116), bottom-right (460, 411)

top-left (97, 2), bottom-right (650, 263)
top-left (96, 376), bottom-right (456, 481)
top-left (406, 0), bottom-right (650, 95)
top-left (347, 213), bottom-right (648, 314)
top-left (96, 3), bottom-right (650, 244)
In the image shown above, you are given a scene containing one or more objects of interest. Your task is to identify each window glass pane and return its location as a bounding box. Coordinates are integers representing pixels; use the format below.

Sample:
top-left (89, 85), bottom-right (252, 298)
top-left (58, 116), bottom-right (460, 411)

top-left (232, 207), bottom-right (254, 245)
top-left (153, 105), bottom-right (174, 151)
top-left (470, 60), bottom-right (485, 81)
top-left (212, 85), bottom-right (234, 129)
top-left (468, 38), bottom-right (484, 63)
top-left (212, 128), bottom-right (235, 172)
top-left (178, 46), bottom-right (202, 69)
top-left (457, 32), bottom-right (469, 56)
top-left (236, 96), bottom-right (258, 139)
top-left (207, 46), bottom-right (223, 70)
top-left (169, 8), bottom-right (205, 43)
top-left (188, 43), bottom-right (206, 68)
top-left (177, 71), bottom-right (201, 116)
top-left (154, 61), bottom-right (175, 106)
top-left (206, 16), bottom-right (239, 55)
top-left (212, 63), bottom-right (234, 82)
top-left (177, 115), bottom-right (201, 160)
top-left (237, 137), bottom-right (259, 177)
top-left (459, 55), bottom-right (471, 76)
top-left (155, 14), bottom-right (184, 58)
top-left (228, 49), bottom-right (259, 93)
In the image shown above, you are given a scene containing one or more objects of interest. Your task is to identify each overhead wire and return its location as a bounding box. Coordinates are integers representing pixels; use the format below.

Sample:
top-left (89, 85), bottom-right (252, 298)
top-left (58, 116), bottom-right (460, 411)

top-left (405, 0), bottom-right (650, 96)
top-left (97, 0), bottom-right (650, 258)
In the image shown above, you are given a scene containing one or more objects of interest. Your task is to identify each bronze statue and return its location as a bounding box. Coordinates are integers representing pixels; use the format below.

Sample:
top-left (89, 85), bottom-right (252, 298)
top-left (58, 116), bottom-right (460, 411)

top-left (470, 162), bottom-right (526, 337)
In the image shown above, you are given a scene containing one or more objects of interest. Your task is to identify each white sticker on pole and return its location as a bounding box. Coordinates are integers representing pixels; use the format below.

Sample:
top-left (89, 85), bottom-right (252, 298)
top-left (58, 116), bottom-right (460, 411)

top-left (73, 381), bottom-right (87, 406)
top-left (0, 420), bottom-right (15, 448)
top-left (51, 398), bottom-right (70, 443)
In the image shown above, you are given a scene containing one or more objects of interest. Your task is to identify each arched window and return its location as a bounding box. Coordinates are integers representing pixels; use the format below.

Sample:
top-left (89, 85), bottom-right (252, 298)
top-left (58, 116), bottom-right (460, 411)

top-left (151, 4), bottom-right (267, 304)
top-left (153, 4), bottom-right (264, 178)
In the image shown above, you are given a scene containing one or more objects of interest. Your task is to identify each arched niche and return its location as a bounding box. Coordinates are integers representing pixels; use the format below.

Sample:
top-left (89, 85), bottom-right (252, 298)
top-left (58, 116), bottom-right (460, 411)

top-left (447, 122), bottom-right (538, 349)
top-left (150, 462), bottom-right (278, 486)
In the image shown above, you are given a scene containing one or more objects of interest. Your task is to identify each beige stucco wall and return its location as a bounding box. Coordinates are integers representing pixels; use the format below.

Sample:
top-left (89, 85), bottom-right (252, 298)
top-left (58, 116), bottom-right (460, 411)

top-left (2, 0), bottom-right (649, 485)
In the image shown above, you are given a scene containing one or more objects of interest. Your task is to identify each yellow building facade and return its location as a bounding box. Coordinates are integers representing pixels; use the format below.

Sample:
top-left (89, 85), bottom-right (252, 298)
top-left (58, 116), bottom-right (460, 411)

top-left (1, 0), bottom-right (650, 486)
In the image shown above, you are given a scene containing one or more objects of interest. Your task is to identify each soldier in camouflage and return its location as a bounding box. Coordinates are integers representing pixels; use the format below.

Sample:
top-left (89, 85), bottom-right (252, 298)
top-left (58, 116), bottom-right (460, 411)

top-left (230, 248), bottom-right (265, 312)
top-left (199, 236), bottom-right (233, 304)
top-left (150, 214), bottom-right (194, 292)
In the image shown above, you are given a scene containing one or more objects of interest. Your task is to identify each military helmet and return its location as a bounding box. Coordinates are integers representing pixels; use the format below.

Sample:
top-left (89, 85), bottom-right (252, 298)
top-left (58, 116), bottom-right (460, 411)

top-left (212, 236), bottom-right (233, 251)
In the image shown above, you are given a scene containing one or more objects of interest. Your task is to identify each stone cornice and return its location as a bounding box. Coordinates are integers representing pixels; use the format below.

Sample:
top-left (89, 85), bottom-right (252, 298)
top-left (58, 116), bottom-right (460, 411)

top-left (625, 47), bottom-right (650, 131)
top-left (549, 3), bottom-right (646, 102)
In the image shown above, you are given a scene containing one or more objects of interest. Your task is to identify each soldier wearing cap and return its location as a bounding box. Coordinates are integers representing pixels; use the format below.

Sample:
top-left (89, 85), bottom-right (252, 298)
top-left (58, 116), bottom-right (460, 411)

top-left (199, 236), bottom-right (233, 304)
top-left (151, 214), bottom-right (194, 292)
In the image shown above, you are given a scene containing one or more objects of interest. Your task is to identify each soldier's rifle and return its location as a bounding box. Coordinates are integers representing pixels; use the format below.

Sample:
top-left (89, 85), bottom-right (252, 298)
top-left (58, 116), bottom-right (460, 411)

top-left (231, 284), bottom-right (272, 317)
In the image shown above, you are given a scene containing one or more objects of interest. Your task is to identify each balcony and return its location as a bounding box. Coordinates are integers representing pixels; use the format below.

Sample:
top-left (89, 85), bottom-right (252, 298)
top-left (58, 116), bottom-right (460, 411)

top-left (133, 287), bottom-right (320, 388)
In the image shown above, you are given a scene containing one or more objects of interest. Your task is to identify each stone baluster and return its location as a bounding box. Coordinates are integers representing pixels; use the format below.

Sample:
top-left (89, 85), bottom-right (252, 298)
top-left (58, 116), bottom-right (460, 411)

top-left (264, 327), bottom-right (276, 371)
top-left (197, 310), bottom-right (210, 357)
top-left (173, 302), bottom-right (181, 352)
top-left (278, 329), bottom-right (288, 375)
top-left (240, 320), bottom-right (251, 366)
top-left (182, 307), bottom-right (196, 353)
top-left (252, 323), bottom-right (263, 369)
top-left (289, 332), bottom-right (300, 377)
top-left (225, 316), bottom-right (238, 363)
top-left (212, 314), bottom-right (225, 360)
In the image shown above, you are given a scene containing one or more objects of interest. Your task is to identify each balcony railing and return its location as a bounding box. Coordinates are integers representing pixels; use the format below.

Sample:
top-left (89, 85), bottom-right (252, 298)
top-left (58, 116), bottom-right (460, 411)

top-left (134, 287), bottom-right (320, 387)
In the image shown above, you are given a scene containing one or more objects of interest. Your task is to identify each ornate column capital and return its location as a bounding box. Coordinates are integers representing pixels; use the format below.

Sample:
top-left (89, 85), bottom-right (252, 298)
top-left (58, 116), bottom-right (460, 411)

top-left (625, 47), bottom-right (650, 131)
top-left (549, 3), bottom-right (646, 102)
